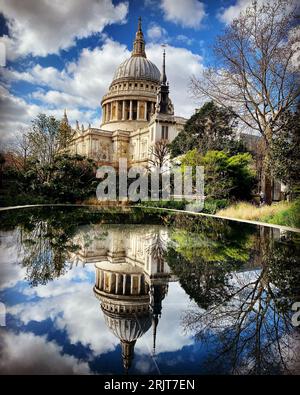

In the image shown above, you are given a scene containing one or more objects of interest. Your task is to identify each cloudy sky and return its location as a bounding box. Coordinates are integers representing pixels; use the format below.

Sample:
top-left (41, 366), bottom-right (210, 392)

top-left (0, 226), bottom-right (205, 375)
top-left (0, 0), bottom-right (253, 141)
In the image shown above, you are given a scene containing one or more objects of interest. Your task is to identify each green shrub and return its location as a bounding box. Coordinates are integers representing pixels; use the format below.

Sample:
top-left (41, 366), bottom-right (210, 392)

top-left (138, 200), bottom-right (187, 210)
top-left (202, 198), bottom-right (230, 214)
top-left (261, 199), bottom-right (300, 228)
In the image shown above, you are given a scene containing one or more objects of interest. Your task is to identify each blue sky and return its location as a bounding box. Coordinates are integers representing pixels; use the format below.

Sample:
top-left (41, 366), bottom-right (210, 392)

top-left (0, 0), bottom-right (252, 141)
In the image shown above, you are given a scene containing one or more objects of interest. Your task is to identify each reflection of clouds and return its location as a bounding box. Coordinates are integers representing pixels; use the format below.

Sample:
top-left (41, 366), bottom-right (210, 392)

top-left (9, 265), bottom-right (118, 355)
top-left (8, 268), bottom-right (195, 366)
top-left (1, 228), bottom-right (198, 374)
top-left (0, 331), bottom-right (90, 375)
top-left (0, 230), bottom-right (26, 290)
top-left (135, 283), bottom-right (195, 355)
top-left (133, 355), bottom-right (156, 374)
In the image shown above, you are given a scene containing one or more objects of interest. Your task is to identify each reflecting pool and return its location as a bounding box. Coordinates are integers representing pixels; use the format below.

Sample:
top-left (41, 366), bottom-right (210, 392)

top-left (0, 207), bottom-right (299, 375)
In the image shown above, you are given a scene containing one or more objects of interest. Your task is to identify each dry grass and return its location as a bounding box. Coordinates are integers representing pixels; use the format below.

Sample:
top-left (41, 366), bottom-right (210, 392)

top-left (217, 201), bottom-right (291, 222)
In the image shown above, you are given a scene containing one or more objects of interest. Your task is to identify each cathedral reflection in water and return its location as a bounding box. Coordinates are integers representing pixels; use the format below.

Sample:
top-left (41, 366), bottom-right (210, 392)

top-left (69, 225), bottom-right (174, 372)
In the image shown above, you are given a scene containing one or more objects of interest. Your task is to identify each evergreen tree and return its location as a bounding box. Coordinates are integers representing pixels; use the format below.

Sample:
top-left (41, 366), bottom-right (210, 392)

top-left (170, 101), bottom-right (244, 158)
top-left (270, 106), bottom-right (300, 194)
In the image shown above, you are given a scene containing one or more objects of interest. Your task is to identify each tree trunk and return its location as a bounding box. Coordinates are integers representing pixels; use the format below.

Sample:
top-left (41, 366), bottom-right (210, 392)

top-left (262, 129), bottom-right (273, 205)
top-left (264, 173), bottom-right (273, 205)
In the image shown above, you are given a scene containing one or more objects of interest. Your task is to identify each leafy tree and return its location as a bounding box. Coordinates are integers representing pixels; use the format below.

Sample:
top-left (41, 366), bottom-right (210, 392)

top-left (180, 149), bottom-right (255, 200)
top-left (170, 101), bottom-right (245, 158)
top-left (29, 113), bottom-right (61, 167)
top-left (165, 216), bottom-right (256, 309)
top-left (270, 107), bottom-right (300, 194)
top-left (30, 154), bottom-right (97, 203)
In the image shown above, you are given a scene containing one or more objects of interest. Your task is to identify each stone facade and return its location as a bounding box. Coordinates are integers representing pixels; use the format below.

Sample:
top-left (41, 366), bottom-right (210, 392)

top-left (68, 18), bottom-right (186, 167)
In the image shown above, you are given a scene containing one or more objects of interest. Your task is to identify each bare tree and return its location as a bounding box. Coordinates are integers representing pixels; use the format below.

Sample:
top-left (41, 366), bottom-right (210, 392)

top-left (148, 139), bottom-right (170, 199)
top-left (191, 0), bottom-right (300, 204)
top-left (181, 228), bottom-right (300, 374)
top-left (12, 129), bottom-right (32, 170)
top-left (148, 139), bottom-right (170, 169)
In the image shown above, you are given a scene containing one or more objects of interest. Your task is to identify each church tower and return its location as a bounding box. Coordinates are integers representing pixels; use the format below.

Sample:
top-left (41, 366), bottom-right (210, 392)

top-left (149, 49), bottom-right (176, 144)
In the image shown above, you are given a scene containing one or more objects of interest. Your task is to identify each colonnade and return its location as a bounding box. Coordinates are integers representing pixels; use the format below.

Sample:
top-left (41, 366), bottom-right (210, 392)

top-left (102, 100), bottom-right (156, 123)
top-left (96, 269), bottom-right (149, 296)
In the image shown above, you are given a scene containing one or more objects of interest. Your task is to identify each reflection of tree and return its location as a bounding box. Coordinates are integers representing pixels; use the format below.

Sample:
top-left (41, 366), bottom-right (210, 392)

top-left (20, 219), bottom-right (79, 286)
top-left (0, 207), bottom-right (111, 287)
top-left (176, 226), bottom-right (300, 374)
top-left (165, 216), bottom-right (256, 309)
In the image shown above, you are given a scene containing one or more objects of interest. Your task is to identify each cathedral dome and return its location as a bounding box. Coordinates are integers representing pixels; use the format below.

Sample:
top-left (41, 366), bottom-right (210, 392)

top-left (104, 313), bottom-right (152, 342)
top-left (112, 56), bottom-right (160, 84)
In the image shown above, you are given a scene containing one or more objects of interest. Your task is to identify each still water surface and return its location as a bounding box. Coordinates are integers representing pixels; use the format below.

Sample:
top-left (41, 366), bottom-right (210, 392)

top-left (0, 207), bottom-right (299, 375)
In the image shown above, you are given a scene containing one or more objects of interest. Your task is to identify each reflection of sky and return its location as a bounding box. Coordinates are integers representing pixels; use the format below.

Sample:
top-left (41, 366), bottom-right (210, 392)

top-left (0, 230), bottom-right (209, 375)
top-left (1, 226), bottom-right (298, 375)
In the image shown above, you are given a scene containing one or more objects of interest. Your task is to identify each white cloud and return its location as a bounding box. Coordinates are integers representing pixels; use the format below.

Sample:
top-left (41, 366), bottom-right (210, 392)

top-left (7, 267), bottom-right (196, 370)
top-left (0, 85), bottom-right (41, 141)
top-left (10, 265), bottom-right (119, 356)
top-left (0, 331), bottom-right (91, 374)
top-left (217, 0), bottom-right (298, 24)
top-left (134, 282), bottom-right (195, 357)
top-left (0, 38), bottom-right (130, 138)
top-left (147, 23), bottom-right (168, 43)
top-left (0, 0), bottom-right (128, 59)
top-left (217, 0), bottom-right (252, 24)
top-left (176, 34), bottom-right (194, 46)
top-left (0, 230), bottom-right (27, 289)
top-left (0, 84), bottom-right (98, 141)
top-left (1, 37), bottom-right (203, 136)
top-left (160, 0), bottom-right (206, 29)
top-left (147, 44), bottom-right (204, 117)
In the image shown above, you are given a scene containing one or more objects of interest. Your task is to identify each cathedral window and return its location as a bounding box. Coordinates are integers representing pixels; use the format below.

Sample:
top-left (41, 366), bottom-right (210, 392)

top-left (162, 125), bottom-right (169, 140)
top-left (135, 83), bottom-right (137, 87)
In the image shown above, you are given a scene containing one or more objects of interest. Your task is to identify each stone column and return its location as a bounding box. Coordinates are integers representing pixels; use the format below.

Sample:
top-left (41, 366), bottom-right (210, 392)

top-left (130, 275), bottom-right (134, 295)
top-left (99, 270), bottom-right (103, 290)
top-left (129, 100), bottom-right (133, 120)
top-left (116, 101), bottom-right (119, 120)
top-left (123, 274), bottom-right (126, 295)
top-left (137, 101), bottom-right (140, 120)
top-left (109, 273), bottom-right (113, 293)
top-left (144, 101), bottom-right (147, 120)
top-left (107, 103), bottom-right (110, 121)
top-left (115, 273), bottom-right (119, 294)
top-left (102, 106), bottom-right (105, 123)
top-left (122, 100), bottom-right (126, 120)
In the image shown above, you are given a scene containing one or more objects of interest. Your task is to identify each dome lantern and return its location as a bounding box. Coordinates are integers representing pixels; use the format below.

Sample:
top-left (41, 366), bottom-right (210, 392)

top-left (132, 17), bottom-right (146, 58)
